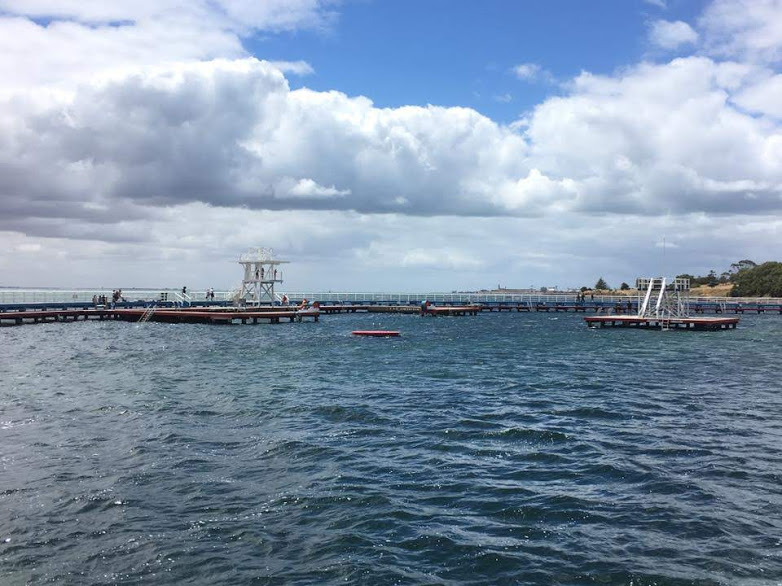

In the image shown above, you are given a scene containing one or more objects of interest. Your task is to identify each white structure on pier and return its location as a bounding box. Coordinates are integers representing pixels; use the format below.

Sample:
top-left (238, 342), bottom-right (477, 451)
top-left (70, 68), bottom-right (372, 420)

top-left (235, 248), bottom-right (288, 306)
top-left (636, 277), bottom-right (690, 318)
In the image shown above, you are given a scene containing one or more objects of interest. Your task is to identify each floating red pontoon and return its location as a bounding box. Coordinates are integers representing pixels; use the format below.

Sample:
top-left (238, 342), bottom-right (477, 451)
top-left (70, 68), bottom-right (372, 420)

top-left (352, 330), bottom-right (400, 337)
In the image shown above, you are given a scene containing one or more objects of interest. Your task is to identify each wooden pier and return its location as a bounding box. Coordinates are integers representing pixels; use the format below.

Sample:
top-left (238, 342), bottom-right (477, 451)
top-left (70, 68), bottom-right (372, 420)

top-left (0, 307), bottom-right (319, 327)
top-left (423, 305), bottom-right (481, 317)
top-left (320, 304), bottom-right (481, 316)
top-left (584, 315), bottom-right (739, 331)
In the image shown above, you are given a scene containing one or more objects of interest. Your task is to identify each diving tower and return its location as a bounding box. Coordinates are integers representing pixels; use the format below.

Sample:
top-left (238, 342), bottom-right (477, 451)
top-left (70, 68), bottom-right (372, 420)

top-left (235, 248), bottom-right (289, 306)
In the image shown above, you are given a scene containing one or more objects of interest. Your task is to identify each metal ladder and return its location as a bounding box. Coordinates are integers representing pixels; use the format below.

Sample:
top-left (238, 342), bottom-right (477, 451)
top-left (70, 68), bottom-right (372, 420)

top-left (138, 304), bottom-right (157, 323)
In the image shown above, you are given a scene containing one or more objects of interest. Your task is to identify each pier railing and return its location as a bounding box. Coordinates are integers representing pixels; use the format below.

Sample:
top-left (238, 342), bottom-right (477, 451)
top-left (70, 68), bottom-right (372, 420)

top-left (1, 289), bottom-right (781, 307)
top-left (282, 291), bottom-right (782, 306)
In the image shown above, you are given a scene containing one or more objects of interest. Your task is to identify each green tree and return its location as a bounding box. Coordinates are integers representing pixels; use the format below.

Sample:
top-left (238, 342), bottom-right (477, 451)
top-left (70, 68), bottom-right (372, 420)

top-left (731, 262), bottom-right (782, 297)
top-left (730, 259), bottom-right (757, 274)
top-left (619, 282), bottom-right (630, 290)
top-left (728, 259), bottom-right (757, 282)
top-left (594, 277), bottom-right (609, 290)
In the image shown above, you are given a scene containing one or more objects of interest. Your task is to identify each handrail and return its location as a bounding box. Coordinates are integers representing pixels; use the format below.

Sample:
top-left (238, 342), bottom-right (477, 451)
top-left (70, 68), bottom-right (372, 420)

top-left (640, 280), bottom-right (654, 316)
top-left (655, 278), bottom-right (666, 316)
top-left (2, 288), bottom-right (782, 306)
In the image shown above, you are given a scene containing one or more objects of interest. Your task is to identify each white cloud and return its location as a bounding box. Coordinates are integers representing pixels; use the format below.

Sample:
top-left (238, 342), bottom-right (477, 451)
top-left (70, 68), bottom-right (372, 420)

top-left (2, 55), bottom-right (782, 241)
top-left (0, 0), bottom-right (335, 32)
top-left (400, 248), bottom-right (482, 270)
top-left (512, 63), bottom-right (553, 83)
top-left (0, 0), bottom-right (332, 90)
top-left (699, 0), bottom-right (782, 63)
top-left (3, 207), bottom-right (780, 291)
top-left (286, 178), bottom-right (351, 198)
top-left (734, 73), bottom-right (782, 119)
top-left (513, 63), bottom-right (541, 79)
top-left (649, 20), bottom-right (699, 50)
top-left (524, 57), bottom-right (782, 215)
top-left (0, 59), bottom-right (540, 222)
top-left (1, 0), bottom-right (782, 289)
top-left (268, 60), bottom-right (315, 76)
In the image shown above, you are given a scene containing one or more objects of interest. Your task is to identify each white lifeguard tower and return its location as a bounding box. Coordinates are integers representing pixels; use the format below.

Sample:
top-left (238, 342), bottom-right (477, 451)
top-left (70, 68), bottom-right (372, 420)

top-left (636, 277), bottom-right (690, 318)
top-left (235, 248), bottom-right (289, 306)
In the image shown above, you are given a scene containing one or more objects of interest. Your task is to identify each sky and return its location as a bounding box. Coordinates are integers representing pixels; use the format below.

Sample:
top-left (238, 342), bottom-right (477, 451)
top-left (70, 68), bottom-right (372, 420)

top-left (0, 0), bottom-right (781, 292)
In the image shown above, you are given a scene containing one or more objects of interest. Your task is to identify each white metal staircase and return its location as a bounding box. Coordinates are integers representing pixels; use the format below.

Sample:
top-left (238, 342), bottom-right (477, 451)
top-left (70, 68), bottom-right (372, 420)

top-left (173, 292), bottom-right (192, 307)
top-left (138, 304), bottom-right (157, 323)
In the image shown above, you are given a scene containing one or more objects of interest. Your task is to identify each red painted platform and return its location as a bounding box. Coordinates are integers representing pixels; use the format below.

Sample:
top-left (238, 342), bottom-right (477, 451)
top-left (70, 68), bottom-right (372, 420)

top-left (0, 307), bottom-right (319, 326)
top-left (584, 315), bottom-right (739, 331)
top-left (352, 330), bottom-right (400, 337)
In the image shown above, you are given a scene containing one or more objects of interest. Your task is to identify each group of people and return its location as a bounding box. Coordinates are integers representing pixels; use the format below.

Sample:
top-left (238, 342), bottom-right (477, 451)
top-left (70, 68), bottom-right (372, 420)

top-left (253, 267), bottom-right (279, 280)
top-left (297, 298), bottom-right (319, 310)
top-left (92, 289), bottom-right (124, 308)
top-left (575, 291), bottom-right (595, 303)
top-left (205, 288), bottom-right (216, 300)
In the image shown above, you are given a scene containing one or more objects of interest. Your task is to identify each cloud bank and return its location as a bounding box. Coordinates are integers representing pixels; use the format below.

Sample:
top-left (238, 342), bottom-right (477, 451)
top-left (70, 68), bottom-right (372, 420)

top-left (1, 0), bottom-right (782, 288)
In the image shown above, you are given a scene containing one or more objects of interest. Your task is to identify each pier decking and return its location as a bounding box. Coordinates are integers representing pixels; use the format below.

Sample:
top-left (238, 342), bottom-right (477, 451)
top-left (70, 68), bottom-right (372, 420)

top-left (0, 307), bottom-right (319, 326)
top-left (584, 315), bottom-right (739, 330)
top-left (320, 304), bottom-right (481, 316)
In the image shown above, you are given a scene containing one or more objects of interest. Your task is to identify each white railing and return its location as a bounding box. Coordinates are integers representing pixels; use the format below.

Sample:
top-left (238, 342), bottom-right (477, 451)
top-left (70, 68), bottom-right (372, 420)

top-left (1, 288), bottom-right (781, 306)
top-left (0, 289), bottom-right (227, 305)
top-left (282, 291), bottom-right (782, 305)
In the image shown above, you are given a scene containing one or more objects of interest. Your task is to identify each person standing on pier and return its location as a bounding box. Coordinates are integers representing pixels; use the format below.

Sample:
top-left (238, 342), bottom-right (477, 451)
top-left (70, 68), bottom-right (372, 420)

top-left (420, 299), bottom-right (430, 316)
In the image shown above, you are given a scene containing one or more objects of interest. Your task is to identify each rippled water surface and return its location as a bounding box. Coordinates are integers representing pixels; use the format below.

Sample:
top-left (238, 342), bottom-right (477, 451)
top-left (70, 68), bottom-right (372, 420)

top-left (2, 312), bottom-right (781, 585)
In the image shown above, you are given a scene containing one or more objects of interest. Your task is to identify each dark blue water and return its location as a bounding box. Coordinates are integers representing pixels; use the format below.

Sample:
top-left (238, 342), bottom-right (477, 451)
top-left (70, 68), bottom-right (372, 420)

top-left (2, 312), bottom-right (781, 585)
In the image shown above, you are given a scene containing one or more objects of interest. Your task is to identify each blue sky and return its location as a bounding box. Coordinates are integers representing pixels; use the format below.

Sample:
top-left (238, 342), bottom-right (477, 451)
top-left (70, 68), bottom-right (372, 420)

top-left (251, 0), bottom-right (710, 121)
top-left (0, 0), bottom-right (780, 290)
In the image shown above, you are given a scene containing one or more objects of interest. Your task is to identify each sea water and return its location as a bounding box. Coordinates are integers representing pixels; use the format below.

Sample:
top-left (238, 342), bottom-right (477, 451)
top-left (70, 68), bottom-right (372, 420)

top-left (1, 312), bottom-right (781, 585)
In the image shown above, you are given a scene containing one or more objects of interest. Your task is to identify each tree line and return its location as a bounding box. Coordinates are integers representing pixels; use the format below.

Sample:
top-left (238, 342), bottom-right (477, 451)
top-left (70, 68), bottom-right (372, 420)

top-left (676, 259), bottom-right (782, 296)
top-left (585, 260), bottom-right (782, 296)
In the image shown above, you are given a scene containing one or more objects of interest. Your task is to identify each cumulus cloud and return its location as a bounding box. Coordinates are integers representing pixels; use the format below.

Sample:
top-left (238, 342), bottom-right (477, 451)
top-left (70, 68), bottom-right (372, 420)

top-left (1, 0), bottom-right (782, 289)
top-left (512, 63), bottom-right (553, 83)
top-left (699, 0), bottom-right (782, 63)
top-left (649, 20), bottom-right (699, 50)
top-left (0, 0), bottom-right (332, 90)
top-left (2, 54), bottom-right (782, 244)
top-left (525, 57), bottom-right (782, 214)
top-left (0, 58), bottom-right (537, 223)
top-left (3, 205), bottom-right (781, 291)
top-left (734, 74), bottom-right (782, 119)
top-left (285, 179), bottom-right (351, 198)
top-left (268, 60), bottom-right (316, 76)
